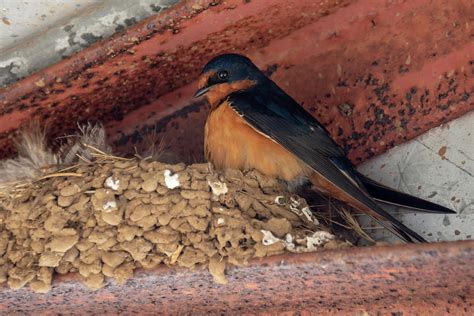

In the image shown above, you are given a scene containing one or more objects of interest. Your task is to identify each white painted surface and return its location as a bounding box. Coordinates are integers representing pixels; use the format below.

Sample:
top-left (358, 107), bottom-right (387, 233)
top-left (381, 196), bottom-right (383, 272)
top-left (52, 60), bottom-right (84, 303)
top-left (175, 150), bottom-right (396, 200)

top-left (358, 111), bottom-right (474, 242)
top-left (0, 0), bottom-right (98, 51)
top-left (0, 0), bottom-right (178, 87)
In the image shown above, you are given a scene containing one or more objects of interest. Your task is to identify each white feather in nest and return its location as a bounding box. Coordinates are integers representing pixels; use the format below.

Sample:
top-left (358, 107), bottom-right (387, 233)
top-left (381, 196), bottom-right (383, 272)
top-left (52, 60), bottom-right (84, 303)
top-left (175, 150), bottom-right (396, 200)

top-left (0, 124), bottom-right (59, 184)
top-left (58, 122), bottom-right (112, 164)
top-left (0, 122), bottom-right (111, 185)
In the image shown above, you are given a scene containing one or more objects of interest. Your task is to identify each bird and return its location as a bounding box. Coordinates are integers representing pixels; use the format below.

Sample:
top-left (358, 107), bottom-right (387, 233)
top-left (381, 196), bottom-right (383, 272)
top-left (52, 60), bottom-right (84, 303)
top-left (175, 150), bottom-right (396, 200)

top-left (195, 53), bottom-right (455, 243)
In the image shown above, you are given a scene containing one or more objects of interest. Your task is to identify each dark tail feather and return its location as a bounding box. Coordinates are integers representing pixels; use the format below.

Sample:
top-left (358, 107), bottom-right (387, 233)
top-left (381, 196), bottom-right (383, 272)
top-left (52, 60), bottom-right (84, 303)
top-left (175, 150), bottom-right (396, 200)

top-left (358, 172), bottom-right (456, 214)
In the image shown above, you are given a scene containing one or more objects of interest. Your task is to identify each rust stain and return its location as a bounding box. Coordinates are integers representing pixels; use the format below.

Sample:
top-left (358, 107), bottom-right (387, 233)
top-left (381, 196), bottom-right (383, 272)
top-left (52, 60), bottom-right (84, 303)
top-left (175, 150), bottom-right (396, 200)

top-left (438, 145), bottom-right (448, 157)
top-left (1, 241), bottom-right (473, 314)
top-left (109, 0), bottom-right (473, 164)
top-left (0, 0), bottom-right (472, 165)
top-left (1, 17), bottom-right (11, 26)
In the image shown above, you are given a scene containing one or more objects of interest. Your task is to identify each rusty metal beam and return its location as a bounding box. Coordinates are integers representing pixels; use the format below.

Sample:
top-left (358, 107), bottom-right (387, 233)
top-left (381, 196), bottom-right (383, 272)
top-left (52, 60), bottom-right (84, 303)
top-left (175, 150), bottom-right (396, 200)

top-left (0, 0), bottom-right (472, 164)
top-left (1, 241), bottom-right (473, 314)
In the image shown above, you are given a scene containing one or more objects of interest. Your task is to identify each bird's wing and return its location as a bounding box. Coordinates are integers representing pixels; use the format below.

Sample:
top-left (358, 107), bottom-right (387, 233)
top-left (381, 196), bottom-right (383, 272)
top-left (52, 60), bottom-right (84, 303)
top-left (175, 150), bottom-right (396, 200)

top-left (227, 84), bottom-right (426, 242)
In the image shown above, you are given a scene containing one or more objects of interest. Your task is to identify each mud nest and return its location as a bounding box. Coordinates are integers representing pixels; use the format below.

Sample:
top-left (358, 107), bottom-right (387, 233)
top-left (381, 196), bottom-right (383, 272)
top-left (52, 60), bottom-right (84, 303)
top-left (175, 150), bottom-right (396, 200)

top-left (0, 125), bottom-right (349, 293)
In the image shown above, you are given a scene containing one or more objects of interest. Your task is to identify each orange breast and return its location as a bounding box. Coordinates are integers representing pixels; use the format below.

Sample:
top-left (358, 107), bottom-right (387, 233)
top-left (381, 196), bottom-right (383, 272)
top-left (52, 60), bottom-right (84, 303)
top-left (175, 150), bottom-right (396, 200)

top-left (204, 101), bottom-right (311, 182)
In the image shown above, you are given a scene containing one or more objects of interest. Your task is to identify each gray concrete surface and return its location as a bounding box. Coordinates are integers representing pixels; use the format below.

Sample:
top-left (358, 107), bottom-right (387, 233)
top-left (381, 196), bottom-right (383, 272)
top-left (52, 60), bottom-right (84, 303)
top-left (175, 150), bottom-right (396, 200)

top-left (358, 111), bottom-right (474, 242)
top-left (0, 0), bottom-right (179, 87)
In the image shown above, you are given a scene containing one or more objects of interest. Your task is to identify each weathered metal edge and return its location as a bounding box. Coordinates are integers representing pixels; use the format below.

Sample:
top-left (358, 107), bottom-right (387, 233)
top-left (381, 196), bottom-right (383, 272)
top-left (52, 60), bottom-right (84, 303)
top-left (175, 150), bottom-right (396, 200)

top-left (1, 240), bottom-right (473, 314)
top-left (0, 0), bottom-right (472, 164)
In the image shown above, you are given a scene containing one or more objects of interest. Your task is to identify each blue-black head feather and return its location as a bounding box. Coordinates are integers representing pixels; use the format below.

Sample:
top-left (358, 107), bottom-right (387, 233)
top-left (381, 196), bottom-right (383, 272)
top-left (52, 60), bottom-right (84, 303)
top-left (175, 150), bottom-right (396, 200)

top-left (195, 54), bottom-right (266, 97)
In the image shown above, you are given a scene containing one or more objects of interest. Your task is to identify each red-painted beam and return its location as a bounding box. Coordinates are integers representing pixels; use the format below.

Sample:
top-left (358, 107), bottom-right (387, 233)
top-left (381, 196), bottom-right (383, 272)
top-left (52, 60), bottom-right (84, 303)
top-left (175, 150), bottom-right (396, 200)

top-left (0, 0), bottom-right (472, 164)
top-left (1, 241), bottom-right (473, 314)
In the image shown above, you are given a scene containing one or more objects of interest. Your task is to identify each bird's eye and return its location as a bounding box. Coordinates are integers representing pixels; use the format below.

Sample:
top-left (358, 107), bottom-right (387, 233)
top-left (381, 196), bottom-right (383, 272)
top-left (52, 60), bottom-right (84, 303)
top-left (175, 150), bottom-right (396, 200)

top-left (217, 70), bottom-right (229, 80)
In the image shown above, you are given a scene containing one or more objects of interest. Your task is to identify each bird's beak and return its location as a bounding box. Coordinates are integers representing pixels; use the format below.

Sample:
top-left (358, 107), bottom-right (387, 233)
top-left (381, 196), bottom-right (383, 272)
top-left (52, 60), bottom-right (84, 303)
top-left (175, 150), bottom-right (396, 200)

top-left (194, 86), bottom-right (210, 98)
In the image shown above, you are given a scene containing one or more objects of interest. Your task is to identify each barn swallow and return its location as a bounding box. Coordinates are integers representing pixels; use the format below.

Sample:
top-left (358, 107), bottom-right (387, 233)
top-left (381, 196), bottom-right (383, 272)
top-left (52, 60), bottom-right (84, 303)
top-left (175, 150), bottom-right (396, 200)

top-left (195, 53), bottom-right (455, 243)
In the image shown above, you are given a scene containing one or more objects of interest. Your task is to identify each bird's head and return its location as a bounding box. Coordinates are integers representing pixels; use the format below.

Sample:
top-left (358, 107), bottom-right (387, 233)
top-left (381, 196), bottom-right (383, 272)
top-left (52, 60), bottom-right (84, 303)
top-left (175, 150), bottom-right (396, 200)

top-left (195, 54), bottom-right (264, 107)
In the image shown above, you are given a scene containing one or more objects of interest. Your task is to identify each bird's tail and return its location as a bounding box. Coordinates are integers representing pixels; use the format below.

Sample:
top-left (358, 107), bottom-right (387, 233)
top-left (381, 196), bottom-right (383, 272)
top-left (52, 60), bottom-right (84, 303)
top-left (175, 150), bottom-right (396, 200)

top-left (357, 172), bottom-right (456, 214)
top-left (308, 173), bottom-right (428, 243)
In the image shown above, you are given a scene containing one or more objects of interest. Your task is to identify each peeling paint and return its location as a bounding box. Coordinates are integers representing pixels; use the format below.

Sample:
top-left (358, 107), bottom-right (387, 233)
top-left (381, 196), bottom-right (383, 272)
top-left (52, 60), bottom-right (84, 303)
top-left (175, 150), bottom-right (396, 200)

top-left (0, 0), bottom-right (178, 87)
top-left (0, 57), bottom-right (26, 84)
